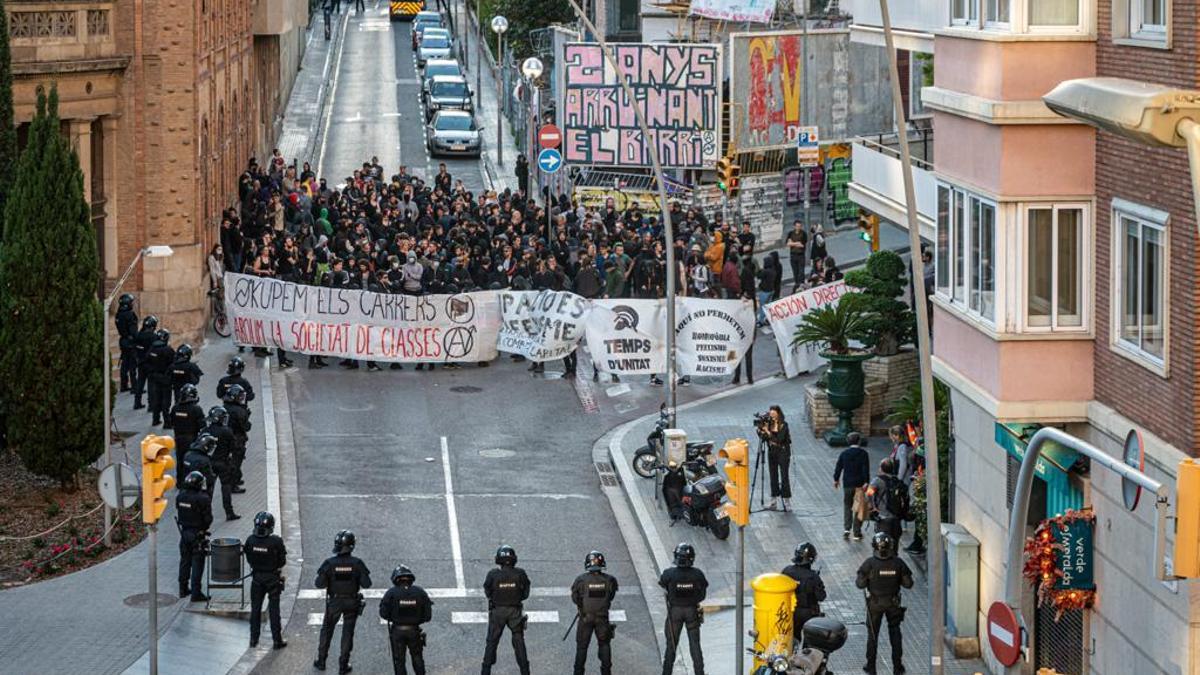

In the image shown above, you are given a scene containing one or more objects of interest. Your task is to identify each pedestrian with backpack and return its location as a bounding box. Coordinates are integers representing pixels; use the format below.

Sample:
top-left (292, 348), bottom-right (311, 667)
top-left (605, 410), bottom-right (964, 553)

top-left (867, 457), bottom-right (909, 546)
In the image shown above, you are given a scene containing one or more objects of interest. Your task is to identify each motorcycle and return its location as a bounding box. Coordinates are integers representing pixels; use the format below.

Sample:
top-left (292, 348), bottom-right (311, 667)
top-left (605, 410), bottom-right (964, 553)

top-left (665, 472), bottom-right (731, 540)
top-left (747, 617), bottom-right (848, 674)
top-left (631, 405), bottom-right (717, 480)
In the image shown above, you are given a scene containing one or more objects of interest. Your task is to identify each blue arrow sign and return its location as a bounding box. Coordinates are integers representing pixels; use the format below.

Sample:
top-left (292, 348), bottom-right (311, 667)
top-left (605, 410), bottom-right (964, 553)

top-left (537, 148), bottom-right (563, 174)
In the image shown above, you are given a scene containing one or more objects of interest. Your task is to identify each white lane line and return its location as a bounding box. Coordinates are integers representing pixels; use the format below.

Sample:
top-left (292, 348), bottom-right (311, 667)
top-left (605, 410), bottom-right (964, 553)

top-left (452, 611), bottom-right (559, 624)
top-left (315, 11), bottom-right (349, 179)
top-left (303, 492), bottom-right (592, 500)
top-left (260, 361), bottom-right (280, 519)
top-left (442, 436), bottom-right (466, 594)
top-left (297, 587), bottom-right (642, 600)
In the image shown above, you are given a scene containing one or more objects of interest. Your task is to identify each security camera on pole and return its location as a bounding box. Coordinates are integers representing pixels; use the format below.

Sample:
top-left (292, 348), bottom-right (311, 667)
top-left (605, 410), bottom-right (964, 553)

top-left (490, 15), bottom-right (508, 167)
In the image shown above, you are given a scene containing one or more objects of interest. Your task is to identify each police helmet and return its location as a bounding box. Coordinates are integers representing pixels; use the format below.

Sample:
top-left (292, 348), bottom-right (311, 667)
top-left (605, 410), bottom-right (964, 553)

top-left (178, 383), bottom-right (199, 404)
top-left (880, 457), bottom-right (898, 476)
top-left (176, 344), bottom-right (194, 362)
top-left (118, 293), bottom-right (135, 309)
top-left (223, 384), bottom-right (247, 405)
top-left (182, 470), bottom-right (206, 491)
top-left (155, 328), bottom-right (171, 343)
top-left (253, 511), bottom-right (275, 537)
top-left (494, 545), bottom-right (517, 567)
top-left (391, 564), bottom-right (416, 586)
top-left (206, 406), bottom-right (229, 427)
top-left (227, 356), bottom-right (246, 376)
top-left (793, 542), bottom-right (818, 566)
top-left (872, 532), bottom-right (896, 560)
top-left (585, 550), bottom-right (606, 572)
top-left (142, 315), bottom-right (159, 331)
top-left (333, 529), bottom-right (356, 555)
top-left (673, 542), bottom-right (696, 568)
top-left (190, 432), bottom-right (217, 455)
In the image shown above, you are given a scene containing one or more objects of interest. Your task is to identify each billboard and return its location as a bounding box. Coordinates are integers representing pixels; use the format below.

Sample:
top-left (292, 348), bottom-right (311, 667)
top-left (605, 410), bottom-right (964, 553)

top-left (562, 43), bottom-right (722, 169)
top-left (690, 0), bottom-right (774, 22)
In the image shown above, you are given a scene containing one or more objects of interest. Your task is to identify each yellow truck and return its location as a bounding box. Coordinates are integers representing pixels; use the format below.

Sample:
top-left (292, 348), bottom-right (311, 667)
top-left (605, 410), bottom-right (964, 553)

top-left (389, 0), bottom-right (424, 20)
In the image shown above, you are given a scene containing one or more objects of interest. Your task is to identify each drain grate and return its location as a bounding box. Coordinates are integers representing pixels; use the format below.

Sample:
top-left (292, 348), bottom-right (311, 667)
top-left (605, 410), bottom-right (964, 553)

top-left (594, 461), bottom-right (619, 487)
top-left (450, 385), bottom-right (483, 393)
top-left (124, 593), bottom-right (178, 608)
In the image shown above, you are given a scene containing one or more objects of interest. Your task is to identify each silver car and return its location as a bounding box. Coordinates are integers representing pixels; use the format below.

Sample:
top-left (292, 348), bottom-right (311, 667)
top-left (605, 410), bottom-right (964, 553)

top-left (421, 58), bottom-right (462, 102)
top-left (425, 110), bottom-right (482, 157)
top-left (424, 74), bottom-right (473, 120)
top-left (416, 28), bottom-right (452, 65)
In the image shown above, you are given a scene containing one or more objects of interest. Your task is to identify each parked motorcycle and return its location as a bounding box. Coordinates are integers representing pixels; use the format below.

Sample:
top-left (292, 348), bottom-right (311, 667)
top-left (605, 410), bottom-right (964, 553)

top-left (665, 472), bottom-right (731, 540)
top-left (631, 405), bottom-right (717, 480)
top-left (747, 617), bottom-right (848, 674)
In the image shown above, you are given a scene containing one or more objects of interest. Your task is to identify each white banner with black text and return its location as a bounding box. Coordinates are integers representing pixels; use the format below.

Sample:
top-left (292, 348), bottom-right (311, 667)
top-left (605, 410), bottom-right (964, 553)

top-left (763, 280), bottom-right (849, 378)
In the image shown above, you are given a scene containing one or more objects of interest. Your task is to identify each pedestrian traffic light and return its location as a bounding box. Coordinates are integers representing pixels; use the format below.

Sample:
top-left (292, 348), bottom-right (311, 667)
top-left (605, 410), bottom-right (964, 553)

top-left (1175, 459), bottom-right (1200, 577)
top-left (858, 212), bottom-right (881, 252)
top-left (141, 435), bottom-right (176, 525)
top-left (719, 438), bottom-right (751, 527)
top-left (716, 158), bottom-right (741, 199)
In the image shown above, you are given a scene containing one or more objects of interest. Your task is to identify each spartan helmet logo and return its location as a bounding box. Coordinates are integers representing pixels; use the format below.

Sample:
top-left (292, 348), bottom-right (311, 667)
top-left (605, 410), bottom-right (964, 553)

top-left (612, 305), bottom-right (639, 331)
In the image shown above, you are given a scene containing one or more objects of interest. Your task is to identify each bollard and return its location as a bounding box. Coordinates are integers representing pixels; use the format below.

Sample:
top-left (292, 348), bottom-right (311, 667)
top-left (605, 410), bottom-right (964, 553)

top-left (750, 572), bottom-right (798, 669)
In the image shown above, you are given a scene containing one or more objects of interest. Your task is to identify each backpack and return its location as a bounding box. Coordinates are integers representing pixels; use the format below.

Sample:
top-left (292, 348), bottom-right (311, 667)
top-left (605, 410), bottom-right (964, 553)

top-left (883, 476), bottom-right (913, 521)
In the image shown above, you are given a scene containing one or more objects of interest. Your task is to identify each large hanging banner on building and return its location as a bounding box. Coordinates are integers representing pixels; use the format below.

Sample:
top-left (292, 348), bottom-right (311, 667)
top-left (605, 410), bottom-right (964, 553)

top-left (562, 43), bottom-right (722, 169)
top-left (224, 273), bottom-right (501, 363)
top-left (763, 280), bottom-right (850, 377)
top-left (497, 290), bottom-right (590, 361)
top-left (690, 0), bottom-right (774, 23)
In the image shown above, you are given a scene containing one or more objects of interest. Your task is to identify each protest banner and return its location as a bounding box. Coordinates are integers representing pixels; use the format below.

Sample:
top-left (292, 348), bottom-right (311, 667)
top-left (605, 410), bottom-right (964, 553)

top-left (562, 43), bottom-right (722, 169)
top-left (583, 299), bottom-right (668, 376)
top-left (676, 298), bottom-right (756, 376)
top-left (224, 272), bottom-right (501, 363)
top-left (763, 280), bottom-right (849, 377)
top-left (497, 290), bottom-right (589, 361)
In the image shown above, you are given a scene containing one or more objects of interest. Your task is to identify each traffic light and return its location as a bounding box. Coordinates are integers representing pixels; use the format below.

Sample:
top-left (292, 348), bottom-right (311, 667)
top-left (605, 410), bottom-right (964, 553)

top-left (715, 157), bottom-right (741, 199)
top-left (719, 438), bottom-right (750, 527)
top-left (858, 212), bottom-right (881, 252)
top-left (141, 435), bottom-right (176, 524)
top-left (1175, 459), bottom-right (1200, 577)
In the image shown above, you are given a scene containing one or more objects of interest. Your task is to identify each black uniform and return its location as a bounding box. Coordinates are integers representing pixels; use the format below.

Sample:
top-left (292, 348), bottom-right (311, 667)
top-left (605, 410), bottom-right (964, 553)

top-left (169, 401), bottom-right (206, 453)
top-left (570, 571), bottom-right (618, 675)
top-left (856, 555), bottom-right (914, 674)
top-left (181, 450), bottom-right (216, 498)
top-left (658, 566), bottom-right (708, 675)
top-left (170, 359), bottom-right (204, 400)
top-left (145, 339), bottom-right (175, 424)
top-left (132, 327), bottom-right (157, 407)
top-left (481, 566), bottom-right (532, 675)
top-left (244, 532), bottom-right (288, 646)
top-left (379, 582), bottom-right (434, 675)
top-left (115, 307), bottom-right (139, 391)
top-left (226, 401), bottom-right (251, 486)
top-left (781, 563), bottom-right (827, 632)
top-left (175, 487), bottom-right (213, 599)
top-left (206, 423), bottom-right (239, 518)
top-left (315, 554), bottom-right (372, 672)
top-left (217, 374), bottom-right (256, 402)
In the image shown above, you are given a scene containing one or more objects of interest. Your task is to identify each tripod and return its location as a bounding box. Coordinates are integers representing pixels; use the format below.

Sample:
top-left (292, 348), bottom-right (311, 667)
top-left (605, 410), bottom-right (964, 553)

top-left (748, 436), bottom-right (781, 513)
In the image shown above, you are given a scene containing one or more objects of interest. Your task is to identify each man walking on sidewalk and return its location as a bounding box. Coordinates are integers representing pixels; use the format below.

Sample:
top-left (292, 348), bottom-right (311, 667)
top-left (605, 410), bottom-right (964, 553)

top-left (834, 432), bottom-right (870, 540)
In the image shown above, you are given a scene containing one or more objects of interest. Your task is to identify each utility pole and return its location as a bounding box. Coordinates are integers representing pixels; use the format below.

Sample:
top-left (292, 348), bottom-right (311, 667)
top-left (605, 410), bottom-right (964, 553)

top-left (801, 0), bottom-right (812, 233)
top-left (878, 0), bottom-right (945, 672)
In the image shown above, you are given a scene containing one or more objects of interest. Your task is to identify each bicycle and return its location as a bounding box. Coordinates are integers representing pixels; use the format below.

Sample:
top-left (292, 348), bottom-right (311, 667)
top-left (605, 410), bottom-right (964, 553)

top-left (208, 287), bottom-right (232, 338)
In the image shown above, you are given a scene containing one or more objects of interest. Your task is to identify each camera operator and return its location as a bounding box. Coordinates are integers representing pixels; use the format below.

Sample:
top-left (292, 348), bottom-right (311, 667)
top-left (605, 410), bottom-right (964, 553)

top-left (755, 405), bottom-right (792, 511)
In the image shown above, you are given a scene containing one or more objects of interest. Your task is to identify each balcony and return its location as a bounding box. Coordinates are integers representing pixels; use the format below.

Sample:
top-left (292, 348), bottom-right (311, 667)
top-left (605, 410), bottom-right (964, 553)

top-left (254, 0), bottom-right (307, 36)
top-left (8, 2), bottom-right (116, 62)
top-left (847, 130), bottom-right (937, 240)
top-left (842, 0), bottom-right (943, 50)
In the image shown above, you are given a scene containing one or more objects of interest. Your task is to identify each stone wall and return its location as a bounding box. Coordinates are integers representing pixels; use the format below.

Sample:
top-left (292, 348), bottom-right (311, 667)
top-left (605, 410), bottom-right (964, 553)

top-left (804, 375), bottom-right (887, 438)
top-left (862, 349), bottom-right (919, 413)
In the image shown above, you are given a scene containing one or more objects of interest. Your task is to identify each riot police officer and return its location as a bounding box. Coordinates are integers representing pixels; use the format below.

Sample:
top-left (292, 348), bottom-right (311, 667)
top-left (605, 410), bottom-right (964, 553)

top-left (170, 344), bottom-right (204, 403)
top-left (216, 356), bottom-right (256, 402)
top-left (115, 293), bottom-right (138, 392)
top-left (570, 550), bottom-right (618, 675)
top-left (181, 433), bottom-right (218, 499)
top-left (223, 384), bottom-right (251, 492)
top-left (659, 543), bottom-right (708, 675)
top-left (314, 530), bottom-right (372, 673)
top-left (855, 533), bottom-right (914, 675)
top-left (175, 470), bottom-right (213, 601)
top-left (169, 384), bottom-right (206, 452)
top-left (379, 564), bottom-right (434, 675)
top-left (481, 544), bottom-right (531, 675)
top-left (132, 316), bottom-right (158, 409)
top-left (203, 406), bottom-right (240, 519)
top-left (244, 511), bottom-right (288, 649)
top-left (781, 542), bottom-right (826, 632)
top-left (145, 328), bottom-right (175, 426)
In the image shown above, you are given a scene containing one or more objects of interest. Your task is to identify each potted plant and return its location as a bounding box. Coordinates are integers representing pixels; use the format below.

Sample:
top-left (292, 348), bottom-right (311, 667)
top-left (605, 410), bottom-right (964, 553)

top-left (842, 250), bottom-right (915, 356)
top-left (792, 301), bottom-right (873, 445)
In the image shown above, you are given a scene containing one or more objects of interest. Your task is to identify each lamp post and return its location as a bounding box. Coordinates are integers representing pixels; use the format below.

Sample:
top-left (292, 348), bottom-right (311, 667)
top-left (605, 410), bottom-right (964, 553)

top-left (101, 244), bottom-right (173, 545)
top-left (522, 56), bottom-right (545, 234)
top-left (490, 15), bottom-right (508, 168)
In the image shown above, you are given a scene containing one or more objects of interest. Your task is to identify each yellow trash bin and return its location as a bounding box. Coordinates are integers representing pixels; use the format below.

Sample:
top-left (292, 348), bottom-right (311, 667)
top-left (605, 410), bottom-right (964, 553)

top-left (751, 572), bottom-right (798, 668)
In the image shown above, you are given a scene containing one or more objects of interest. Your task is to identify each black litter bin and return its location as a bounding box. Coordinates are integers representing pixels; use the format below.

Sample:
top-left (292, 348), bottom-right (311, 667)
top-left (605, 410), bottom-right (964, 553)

top-left (207, 537), bottom-right (246, 607)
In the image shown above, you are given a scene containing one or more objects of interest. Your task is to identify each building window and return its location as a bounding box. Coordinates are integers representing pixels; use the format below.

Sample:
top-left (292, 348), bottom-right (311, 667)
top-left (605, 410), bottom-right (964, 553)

top-left (1131, 0), bottom-right (1166, 36)
top-left (1026, 205), bottom-right (1084, 330)
top-left (1113, 203), bottom-right (1166, 365)
top-left (987, 0), bottom-right (1011, 24)
top-left (952, 0), bottom-right (978, 24)
top-left (1029, 0), bottom-right (1079, 25)
top-left (910, 53), bottom-right (931, 117)
top-left (936, 183), bottom-right (996, 323)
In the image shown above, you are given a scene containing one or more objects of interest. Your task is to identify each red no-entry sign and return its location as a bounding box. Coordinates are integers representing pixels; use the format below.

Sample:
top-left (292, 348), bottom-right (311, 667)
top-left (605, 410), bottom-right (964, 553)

top-left (538, 124), bottom-right (562, 149)
top-left (987, 602), bottom-right (1021, 666)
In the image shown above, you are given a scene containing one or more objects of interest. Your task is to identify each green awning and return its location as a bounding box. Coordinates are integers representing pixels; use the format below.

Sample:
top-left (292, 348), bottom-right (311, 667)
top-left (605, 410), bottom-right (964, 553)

top-left (995, 422), bottom-right (1084, 517)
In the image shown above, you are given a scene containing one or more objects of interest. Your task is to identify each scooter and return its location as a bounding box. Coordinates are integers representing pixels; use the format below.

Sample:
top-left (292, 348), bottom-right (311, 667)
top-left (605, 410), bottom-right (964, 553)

top-left (631, 405), bottom-right (717, 480)
top-left (747, 617), bottom-right (848, 675)
top-left (664, 471), bottom-right (731, 540)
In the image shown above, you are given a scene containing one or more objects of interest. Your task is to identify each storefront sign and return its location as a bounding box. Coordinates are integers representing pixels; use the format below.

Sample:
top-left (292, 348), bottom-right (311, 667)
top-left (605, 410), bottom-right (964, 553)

top-left (1053, 518), bottom-right (1095, 591)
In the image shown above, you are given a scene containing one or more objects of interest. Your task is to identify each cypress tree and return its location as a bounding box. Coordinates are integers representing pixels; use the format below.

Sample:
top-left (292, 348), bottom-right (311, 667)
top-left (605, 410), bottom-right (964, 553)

top-left (0, 85), bottom-right (103, 485)
top-left (0, 0), bottom-right (16, 217)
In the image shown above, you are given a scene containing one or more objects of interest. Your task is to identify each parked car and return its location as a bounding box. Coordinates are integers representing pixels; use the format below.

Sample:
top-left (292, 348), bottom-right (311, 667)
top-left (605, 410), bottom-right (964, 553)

top-left (416, 29), bottom-right (452, 65)
top-left (411, 11), bottom-right (442, 49)
top-left (421, 58), bottom-right (463, 102)
top-left (424, 74), bottom-right (473, 120)
top-left (425, 110), bottom-right (482, 157)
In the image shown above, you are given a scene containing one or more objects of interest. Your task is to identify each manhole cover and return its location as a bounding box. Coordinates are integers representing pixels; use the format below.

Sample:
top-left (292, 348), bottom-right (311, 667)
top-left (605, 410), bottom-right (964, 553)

top-left (124, 593), bottom-right (178, 608)
top-left (479, 448), bottom-right (516, 458)
top-left (450, 385), bottom-right (483, 393)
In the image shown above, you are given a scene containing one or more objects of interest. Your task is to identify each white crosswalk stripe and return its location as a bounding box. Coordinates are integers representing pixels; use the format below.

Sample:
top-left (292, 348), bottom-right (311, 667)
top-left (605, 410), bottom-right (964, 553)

top-left (306, 609), bottom-right (628, 626)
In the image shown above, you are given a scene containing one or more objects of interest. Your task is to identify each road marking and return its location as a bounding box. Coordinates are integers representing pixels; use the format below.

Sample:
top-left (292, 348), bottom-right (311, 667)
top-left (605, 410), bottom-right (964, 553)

top-left (315, 9), bottom-right (349, 179)
top-left (304, 610), bottom-right (627, 625)
top-left (303, 492), bottom-right (592, 500)
top-left (298, 587), bottom-right (642, 600)
top-left (380, 112), bottom-right (404, 118)
top-left (260, 361), bottom-right (281, 519)
top-left (442, 436), bottom-right (466, 594)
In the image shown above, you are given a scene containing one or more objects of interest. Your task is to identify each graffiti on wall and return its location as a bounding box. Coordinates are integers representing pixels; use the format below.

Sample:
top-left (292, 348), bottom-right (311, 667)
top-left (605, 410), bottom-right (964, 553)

top-left (783, 143), bottom-right (856, 222)
top-left (562, 43), bottom-right (722, 169)
top-left (690, 0), bottom-right (774, 23)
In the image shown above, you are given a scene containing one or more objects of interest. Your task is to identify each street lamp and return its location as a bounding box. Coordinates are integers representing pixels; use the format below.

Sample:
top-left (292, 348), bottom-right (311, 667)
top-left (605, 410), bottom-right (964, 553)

top-left (521, 56), bottom-right (547, 236)
top-left (1044, 77), bottom-right (1200, 235)
top-left (102, 244), bottom-right (173, 545)
top-left (490, 15), bottom-right (508, 168)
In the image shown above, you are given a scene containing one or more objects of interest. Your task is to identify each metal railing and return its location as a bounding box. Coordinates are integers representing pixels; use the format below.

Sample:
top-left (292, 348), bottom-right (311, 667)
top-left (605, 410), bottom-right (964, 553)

top-left (855, 127), bottom-right (934, 169)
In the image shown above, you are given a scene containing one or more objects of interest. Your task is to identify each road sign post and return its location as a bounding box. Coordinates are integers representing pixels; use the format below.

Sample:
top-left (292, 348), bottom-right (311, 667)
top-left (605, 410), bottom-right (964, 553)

top-left (987, 601), bottom-right (1022, 667)
top-left (537, 148), bottom-right (563, 240)
top-left (537, 124), bottom-right (562, 150)
top-left (797, 125), bottom-right (819, 230)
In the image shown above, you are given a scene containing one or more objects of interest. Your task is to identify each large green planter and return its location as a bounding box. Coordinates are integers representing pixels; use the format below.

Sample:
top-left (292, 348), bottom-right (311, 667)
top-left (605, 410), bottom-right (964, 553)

top-left (821, 351), bottom-right (874, 446)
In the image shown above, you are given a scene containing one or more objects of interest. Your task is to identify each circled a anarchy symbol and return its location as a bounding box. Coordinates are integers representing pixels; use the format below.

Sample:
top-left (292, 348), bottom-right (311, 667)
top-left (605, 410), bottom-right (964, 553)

top-left (443, 326), bottom-right (475, 358)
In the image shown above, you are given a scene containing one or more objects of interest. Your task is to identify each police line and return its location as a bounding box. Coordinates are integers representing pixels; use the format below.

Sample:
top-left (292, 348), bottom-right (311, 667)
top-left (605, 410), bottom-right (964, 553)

top-left (224, 273), bottom-right (757, 376)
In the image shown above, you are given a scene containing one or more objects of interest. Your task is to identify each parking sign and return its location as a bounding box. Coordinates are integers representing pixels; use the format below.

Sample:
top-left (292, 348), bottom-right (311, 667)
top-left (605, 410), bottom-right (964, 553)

top-left (796, 126), bottom-right (819, 168)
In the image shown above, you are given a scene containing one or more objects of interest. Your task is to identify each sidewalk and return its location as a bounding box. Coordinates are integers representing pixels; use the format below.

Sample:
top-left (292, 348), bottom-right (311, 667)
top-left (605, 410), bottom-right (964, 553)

top-left (275, 9), bottom-right (350, 168)
top-left (605, 376), bottom-right (986, 675)
top-left (0, 337), bottom-right (279, 675)
top-left (453, 0), bottom-right (520, 192)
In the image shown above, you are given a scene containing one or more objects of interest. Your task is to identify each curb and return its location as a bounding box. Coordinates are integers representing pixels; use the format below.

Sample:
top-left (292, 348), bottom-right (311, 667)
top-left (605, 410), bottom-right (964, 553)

top-left (314, 10), bottom-right (351, 176)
